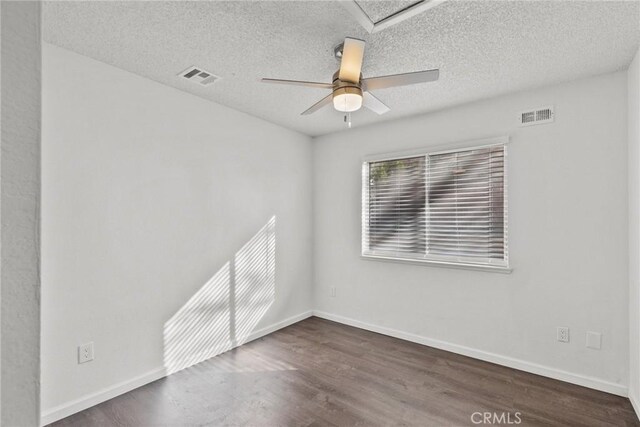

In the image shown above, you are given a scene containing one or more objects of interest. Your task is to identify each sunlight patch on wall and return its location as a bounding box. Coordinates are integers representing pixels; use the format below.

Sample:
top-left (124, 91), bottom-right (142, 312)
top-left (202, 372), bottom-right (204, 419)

top-left (163, 216), bottom-right (276, 374)
top-left (234, 217), bottom-right (276, 345)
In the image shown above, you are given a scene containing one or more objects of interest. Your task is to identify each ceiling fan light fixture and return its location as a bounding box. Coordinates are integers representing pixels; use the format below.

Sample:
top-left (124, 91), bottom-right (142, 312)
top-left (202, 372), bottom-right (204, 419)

top-left (333, 86), bottom-right (363, 112)
top-left (261, 36), bottom-right (439, 118)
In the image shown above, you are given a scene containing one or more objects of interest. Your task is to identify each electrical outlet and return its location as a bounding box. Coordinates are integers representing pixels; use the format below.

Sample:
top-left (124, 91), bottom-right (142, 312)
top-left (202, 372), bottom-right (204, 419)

top-left (330, 287), bottom-right (336, 297)
top-left (557, 327), bottom-right (570, 343)
top-left (78, 342), bottom-right (94, 364)
top-left (586, 331), bottom-right (602, 350)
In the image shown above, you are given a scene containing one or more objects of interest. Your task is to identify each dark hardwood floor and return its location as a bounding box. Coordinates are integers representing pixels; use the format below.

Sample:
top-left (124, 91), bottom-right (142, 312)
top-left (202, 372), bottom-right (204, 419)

top-left (51, 317), bottom-right (638, 426)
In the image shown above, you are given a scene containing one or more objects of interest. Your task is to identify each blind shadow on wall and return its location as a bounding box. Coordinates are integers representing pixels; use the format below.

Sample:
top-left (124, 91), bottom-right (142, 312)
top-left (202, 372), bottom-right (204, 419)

top-left (163, 216), bottom-right (276, 374)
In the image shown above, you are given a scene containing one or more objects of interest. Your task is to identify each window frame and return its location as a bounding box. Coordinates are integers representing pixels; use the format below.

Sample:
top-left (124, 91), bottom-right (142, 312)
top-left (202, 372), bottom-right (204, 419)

top-left (361, 136), bottom-right (511, 273)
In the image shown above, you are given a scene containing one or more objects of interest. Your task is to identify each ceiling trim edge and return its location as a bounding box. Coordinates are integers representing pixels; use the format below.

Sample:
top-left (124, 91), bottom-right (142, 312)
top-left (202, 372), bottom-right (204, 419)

top-left (341, 0), bottom-right (449, 34)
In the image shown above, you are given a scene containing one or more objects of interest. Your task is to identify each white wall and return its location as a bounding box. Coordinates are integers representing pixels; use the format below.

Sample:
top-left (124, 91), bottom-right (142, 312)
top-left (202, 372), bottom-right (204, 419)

top-left (41, 39), bottom-right (635, 422)
top-left (41, 44), bottom-right (313, 419)
top-left (629, 47), bottom-right (640, 412)
top-left (313, 71), bottom-right (629, 393)
top-left (1, 2), bottom-right (41, 425)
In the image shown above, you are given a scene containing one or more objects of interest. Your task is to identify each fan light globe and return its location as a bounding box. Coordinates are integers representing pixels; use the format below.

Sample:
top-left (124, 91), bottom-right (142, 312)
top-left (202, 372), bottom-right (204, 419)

top-left (333, 87), bottom-right (363, 112)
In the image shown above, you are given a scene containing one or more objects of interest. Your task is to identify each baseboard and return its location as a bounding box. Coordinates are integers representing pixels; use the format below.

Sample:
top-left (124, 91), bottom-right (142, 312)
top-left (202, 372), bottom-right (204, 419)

top-left (245, 310), bottom-right (313, 343)
top-left (40, 310), bottom-right (313, 426)
top-left (629, 390), bottom-right (640, 421)
top-left (40, 366), bottom-right (168, 426)
top-left (312, 310), bottom-right (628, 397)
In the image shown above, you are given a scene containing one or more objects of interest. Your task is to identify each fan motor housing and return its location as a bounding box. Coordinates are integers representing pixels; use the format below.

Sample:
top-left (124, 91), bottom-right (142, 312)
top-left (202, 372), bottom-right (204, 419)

top-left (332, 86), bottom-right (363, 100)
top-left (331, 70), bottom-right (363, 99)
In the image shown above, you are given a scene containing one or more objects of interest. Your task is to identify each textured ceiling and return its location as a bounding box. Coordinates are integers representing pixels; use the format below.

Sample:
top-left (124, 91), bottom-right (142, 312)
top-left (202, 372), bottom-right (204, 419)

top-left (44, 1), bottom-right (640, 137)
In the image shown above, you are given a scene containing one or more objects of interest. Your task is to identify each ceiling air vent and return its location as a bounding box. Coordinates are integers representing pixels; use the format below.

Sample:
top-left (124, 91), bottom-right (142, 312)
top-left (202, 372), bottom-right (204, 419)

top-left (178, 66), bottom-right (220, 86)
top-left (519, 106), bottom-right (554, 127)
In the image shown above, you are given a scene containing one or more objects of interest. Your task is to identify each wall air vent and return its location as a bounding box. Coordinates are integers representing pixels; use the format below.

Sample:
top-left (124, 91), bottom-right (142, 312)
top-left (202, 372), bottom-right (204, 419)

top-left (519, 106), bottom-right (554, 127)
top-left (178, 66), bottom-right (220, 86)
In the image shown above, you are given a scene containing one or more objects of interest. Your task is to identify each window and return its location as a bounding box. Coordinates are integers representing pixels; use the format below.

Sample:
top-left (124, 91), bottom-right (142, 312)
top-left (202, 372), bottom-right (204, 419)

top-left (362, 141), bottom-right (508, 271)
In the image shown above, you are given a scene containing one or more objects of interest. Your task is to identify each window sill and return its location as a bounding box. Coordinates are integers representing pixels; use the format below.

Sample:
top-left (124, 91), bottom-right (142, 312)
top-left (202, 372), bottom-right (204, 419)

top-left (360, 254), bottom-right (512, 274)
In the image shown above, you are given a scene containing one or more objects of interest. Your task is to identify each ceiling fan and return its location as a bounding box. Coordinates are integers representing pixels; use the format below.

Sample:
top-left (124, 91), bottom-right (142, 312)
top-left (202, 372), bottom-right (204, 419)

top-left (261, 37), bottom-right (439, 124)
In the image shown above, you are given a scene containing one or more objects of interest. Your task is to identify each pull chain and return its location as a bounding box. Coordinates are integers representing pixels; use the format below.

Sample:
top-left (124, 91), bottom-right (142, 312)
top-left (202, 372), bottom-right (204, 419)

top-left (344, 112), bottom-right (352, 128)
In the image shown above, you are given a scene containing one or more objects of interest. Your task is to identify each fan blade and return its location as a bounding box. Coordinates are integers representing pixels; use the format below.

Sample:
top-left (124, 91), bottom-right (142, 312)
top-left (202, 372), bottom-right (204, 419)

top-left (261, 78), bottom-right (333, 89)
top-left (363, 92), bottom-right (390, 115)
top-left (338, 38), bottom-right (366, 84)
top-left (301, 94), bottom-right (333, 115)
top-left (363, 69), bottom-right (439, 91)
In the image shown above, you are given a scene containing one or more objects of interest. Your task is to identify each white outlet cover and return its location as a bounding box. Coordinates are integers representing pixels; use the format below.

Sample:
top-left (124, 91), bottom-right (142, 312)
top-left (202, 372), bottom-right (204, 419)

top-left (557, 327), bottom-right (570, 343)
top-left (586, 331), bottom-right (602, 350)
top-left (78, 342), bottom-right (94, 364)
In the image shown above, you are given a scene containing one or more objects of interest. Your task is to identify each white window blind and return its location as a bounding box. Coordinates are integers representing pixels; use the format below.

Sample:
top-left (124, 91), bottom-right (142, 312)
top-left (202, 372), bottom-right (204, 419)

top-left (364, 156), bottom-right (427, 256)
top-left (362, 143), bottom-right (508, 269)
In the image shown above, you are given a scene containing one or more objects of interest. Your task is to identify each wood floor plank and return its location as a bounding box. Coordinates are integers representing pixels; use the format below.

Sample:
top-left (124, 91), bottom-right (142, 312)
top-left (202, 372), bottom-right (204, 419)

top-left (50, 317), bottom-right (639, 426)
